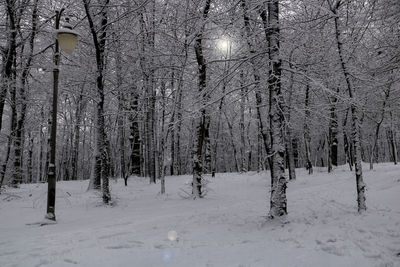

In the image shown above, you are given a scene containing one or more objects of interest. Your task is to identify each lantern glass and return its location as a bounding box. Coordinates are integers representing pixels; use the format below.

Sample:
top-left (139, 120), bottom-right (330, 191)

top-left (57, 32), bottom-right (78, 53)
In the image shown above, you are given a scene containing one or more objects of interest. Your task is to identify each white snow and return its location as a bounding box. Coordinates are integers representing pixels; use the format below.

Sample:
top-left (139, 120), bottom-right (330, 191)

top-left (1, 163), bottom-right (399, 267)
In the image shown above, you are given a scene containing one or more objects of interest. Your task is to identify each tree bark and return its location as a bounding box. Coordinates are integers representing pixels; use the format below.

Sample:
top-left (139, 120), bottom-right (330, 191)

top-left (328, 89), bottom-right (339, 172)
top-left (192, 0), bottom-right (212, 198)
top-left (332, 2), bottom-right (366, 212)
top-left (304, 83), bottom-right (313, 174)
top-left (239, 70), bottom-right (247, 172)
top-left (13, 0), bottom-right (39, 185)
top-left (243, 0), bottom-right (273, 175)
top-left (285, 49), bottom-right (297, 180)
top-left (224, 111), bottom-right (240, 172)
top-left (387, 111), bottom-right (398, 165)
top-left (129, 88), bottom-right (141, 177)
top-left (262, 0), bottom-right (287, 218)
top-left (0, 0), bottom-right (17, 133)
top-left (71, 86), bottom-right (86, 181)
top-left (369, 89), bottom-right (390, 170)
top-left (83, 0), bottom-right (111, 204)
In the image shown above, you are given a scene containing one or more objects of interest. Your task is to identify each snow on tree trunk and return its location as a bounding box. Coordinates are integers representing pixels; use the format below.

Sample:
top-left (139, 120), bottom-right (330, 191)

top-left (240, 71), bottom-right (247, 172)
top-left (129, 88), bottom-right (141, 177)
top-left (332, 2), bottom-right (366, 212)
top-left (83, 0), bottom-right (111, 204)
top-left (328, 89), bottom-right (339, 171)
top-left (387, 112), bottom-right (398, 165)
top-left (192, 0), bottom-right (211, 198)
top-left (369, 89), bottom-right (389, 170)
top-left (285, 50), bottom-right (296, 180)
top-left (242, 0), bottom-right (273, 175)
top-left (264, 0), bottom-right (287, 218)
top-left (115, 34), bottom-right (127, 181)
top-left (0, 0), bottom-right (17, 133)
top-left (304, 83), bottom-right (313, 175)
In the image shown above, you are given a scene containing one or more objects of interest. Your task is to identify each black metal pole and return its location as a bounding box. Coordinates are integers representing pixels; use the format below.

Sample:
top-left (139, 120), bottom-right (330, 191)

top-left (46, 9), bottom-right (64, 221)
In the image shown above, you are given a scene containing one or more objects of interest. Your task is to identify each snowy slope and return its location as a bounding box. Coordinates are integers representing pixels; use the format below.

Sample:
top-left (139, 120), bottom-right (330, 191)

top-left (0, 163), bottom-right (399, 267)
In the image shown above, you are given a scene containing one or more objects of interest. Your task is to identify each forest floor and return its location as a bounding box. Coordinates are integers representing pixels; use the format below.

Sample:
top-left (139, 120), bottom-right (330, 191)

top-left (0, 163), bottom-right (400, 267)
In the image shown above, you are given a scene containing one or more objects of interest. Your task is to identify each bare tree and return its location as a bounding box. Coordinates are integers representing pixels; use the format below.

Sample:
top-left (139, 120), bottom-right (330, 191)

top-left (329, 0), bottom-right (366, 212)
top-left (192, 0), bottom-right (212, 198)
top-left (83, 0), bottom-right (111, 204)
top-left (261, 0), bottom-right (287, 218)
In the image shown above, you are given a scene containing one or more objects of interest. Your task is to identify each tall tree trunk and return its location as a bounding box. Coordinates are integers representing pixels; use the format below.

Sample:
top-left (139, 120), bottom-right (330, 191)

top-left (129, 87), bottom-right (141, 177)
top-left (342, 108), bottom-right (353, 170)
top-left (159, 79), bottom-right (167, 194)
top-left (0, 0), bottom-right (17, 133)
top-left (0, 0), bottom-right (17, 188)
top-left (27, 133), bottom-right (34, 183)
top-left (170, 71), bottom-right (176, 176)
top-left (370, 89), bottom-right (390, 170)
top-left (13, 0), bottom-right (39, 185)
top-left (115, 36), bottom-right (126, 181)
top-left (83, 0), bottom-right (111, 204)
top-left (332, 2), bottom-right (366, 212)
top-left (38, 108), bottom-right (45, 182)
top-left (328, 89), bottom-right (339, 173)
top-left (71, 86), bottom-right (86, 181)
top-left (239, 70), bottom-right (247, 172)
top-left (139, 5), bottom-right (156, 184)
top-left (242, 0), bottom-right (273, 175)
top-left (192, 0), bottom-right (212, 198)
top-left (224, 111), bottom-right (240, 172)
top-left (292, 136), bottom-right (299, 168)
top-left (262, 0), bottom-right (287, 218)
top-left (304, 83), bottom-right (313, 174)
top-left (285, 49), bottom-right (297, 180)
top-left (387, 111), bottom-right (398, 165)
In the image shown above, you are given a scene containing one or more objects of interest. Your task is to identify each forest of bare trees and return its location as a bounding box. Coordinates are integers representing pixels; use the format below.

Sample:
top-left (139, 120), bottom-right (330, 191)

top-left (0, 0), bottom-right (399, 217)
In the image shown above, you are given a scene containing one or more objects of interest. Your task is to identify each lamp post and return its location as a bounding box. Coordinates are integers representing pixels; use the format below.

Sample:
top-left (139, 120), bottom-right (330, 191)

top-left (45, 9), bottom-right (78, 221)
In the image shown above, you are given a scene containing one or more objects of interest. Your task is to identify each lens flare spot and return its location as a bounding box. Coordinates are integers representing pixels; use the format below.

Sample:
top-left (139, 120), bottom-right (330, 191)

top-left (161, 248), bottom-right (173, 263)
top-left (167, 230), bottom-right (178, 241)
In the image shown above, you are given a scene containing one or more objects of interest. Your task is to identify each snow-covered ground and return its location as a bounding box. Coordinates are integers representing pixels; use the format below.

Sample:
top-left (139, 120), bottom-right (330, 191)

top-left (1, 163), bottom-right (399, 267)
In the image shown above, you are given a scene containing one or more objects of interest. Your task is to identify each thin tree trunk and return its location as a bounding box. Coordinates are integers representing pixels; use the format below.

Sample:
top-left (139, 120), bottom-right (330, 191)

top-left (292, 137), bottom-right (299, 168)
top-left (304, 83), bottom-right (313, 175)
top-left (239, 70), bottom-right (247, 172)
top-left (1, 0), bottom-right (17, 187)
top-left (242, 0), bottom-right (273, 174)
top-left (27, 133), bottom-right (33, 183)
top-left (0, 0), bottom-right (17, 133)
top-left (342, 108), bottom-right (353, 170)
top-left (12, 0), bottom-right (38, 186)
top-left (159, 79), bottom-right (166, 194)
top-left (71, 86), bottom-right (86, 181)
top-left (224, 111), bottom-right (240, 172)
top-left (115, 36), bottom-right (126, 181)
top-left (332, 2), bottom-right (366, 212)
top-left (129, 88), bottom-right (141, 178)
top-left (285, 49), bottom-right (296, 180)
top-left (328, 88), bottom-right (339, 173)
top-left (388, 111), bottom-right (398, 165)
top-left (0, 133), bottom-right (13, 188)
top-left (370, 89), bottom-right (390, 170)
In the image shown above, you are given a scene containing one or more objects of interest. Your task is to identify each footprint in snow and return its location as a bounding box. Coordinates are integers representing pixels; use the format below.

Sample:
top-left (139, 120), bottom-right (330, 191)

top-left (98, 231), bottom-right (132, 240)
top-left (64, 259), bottom-right (78, 264)
top-left (106, 241), bottom-right (144, 249)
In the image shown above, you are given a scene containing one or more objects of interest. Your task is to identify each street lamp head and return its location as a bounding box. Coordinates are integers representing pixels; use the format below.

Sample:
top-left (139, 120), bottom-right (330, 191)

top-left (56, 19), bottom-right (79, 53)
